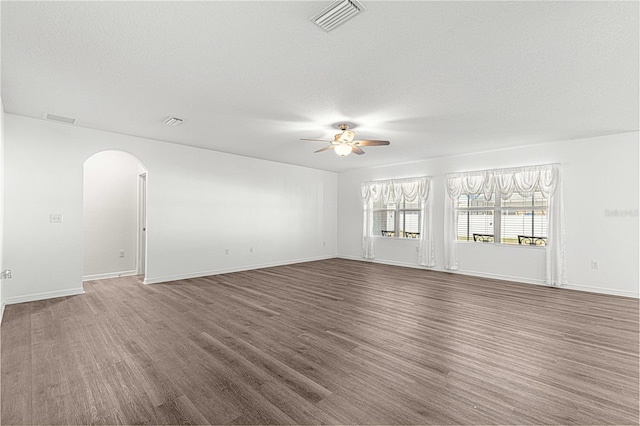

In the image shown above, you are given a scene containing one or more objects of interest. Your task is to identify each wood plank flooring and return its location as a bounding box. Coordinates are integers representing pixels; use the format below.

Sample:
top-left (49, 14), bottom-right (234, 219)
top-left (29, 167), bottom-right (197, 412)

top-left (2, 258), bottom-right (638, 425)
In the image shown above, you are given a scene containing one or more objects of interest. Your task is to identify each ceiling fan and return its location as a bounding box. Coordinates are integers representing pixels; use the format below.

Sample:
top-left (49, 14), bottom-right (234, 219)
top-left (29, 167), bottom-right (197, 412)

top-left (301, 124), bottom-right (390, 156)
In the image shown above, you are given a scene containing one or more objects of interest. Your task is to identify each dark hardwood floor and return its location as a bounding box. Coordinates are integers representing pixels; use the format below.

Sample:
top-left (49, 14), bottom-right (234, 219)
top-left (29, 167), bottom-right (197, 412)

top-left (2, 258), bottom-right (638, 425)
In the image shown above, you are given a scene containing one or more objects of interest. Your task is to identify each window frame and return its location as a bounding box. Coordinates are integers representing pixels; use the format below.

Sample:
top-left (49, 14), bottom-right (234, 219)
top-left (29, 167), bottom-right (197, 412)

top-left (456, 192), bottom-right (548, 247)
top-left (373, 197), bottom-right (422, 239)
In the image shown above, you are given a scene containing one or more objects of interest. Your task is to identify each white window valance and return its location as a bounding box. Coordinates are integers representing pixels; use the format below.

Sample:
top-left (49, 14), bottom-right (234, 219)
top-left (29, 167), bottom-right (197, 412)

top-left (444, 164), bottom-right (566, 286)
top-left (361, 176), bottom-right (435, 267)
top-left (445, 164), bottom-right (559, 200)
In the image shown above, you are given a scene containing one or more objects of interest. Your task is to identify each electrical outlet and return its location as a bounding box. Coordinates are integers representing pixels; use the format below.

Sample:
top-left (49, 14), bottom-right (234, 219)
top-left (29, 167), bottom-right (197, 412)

top-left (225, 249), bottom-right (230, 255)
top-left (1, 270), bottom-right (12, 279)
top-left (49, 213), bottom-right (63, 223)
top-left (249, 247), bottom-right (253, 253)
top-left (591, 260), bottom-right (599, 269)
top-left (119, 250), bottom-right (125, 258)
top-left (323, 241), bottom-right (326, 246)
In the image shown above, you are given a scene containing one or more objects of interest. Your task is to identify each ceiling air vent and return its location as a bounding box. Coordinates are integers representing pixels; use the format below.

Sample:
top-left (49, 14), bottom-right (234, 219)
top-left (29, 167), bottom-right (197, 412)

top-left (163, 116), bottom-right (184, 126)
top-left (43, 113), bottom-right (77, 125)
top-left (311, 0), bottom-right (365, 32)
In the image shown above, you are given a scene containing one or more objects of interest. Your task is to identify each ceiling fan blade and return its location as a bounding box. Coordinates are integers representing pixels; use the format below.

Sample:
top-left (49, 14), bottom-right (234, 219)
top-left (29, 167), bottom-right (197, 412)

top-left (301, 138), bottom-right (333, 143)
top-left (314, 145), bottom-right (335, 153)
top-left (351, 145), bottom-right (365, 155)
top-left (354, 140), bottom-right (390, 146)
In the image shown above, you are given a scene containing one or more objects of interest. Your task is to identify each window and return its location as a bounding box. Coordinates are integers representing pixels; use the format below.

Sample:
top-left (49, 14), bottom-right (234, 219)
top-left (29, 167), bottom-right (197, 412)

top-left (361, 176), bottom-right (434, 267)
top-left (444, 164), bottom-right (565, 285)
top-left (373, 196), bottom-right (421, 238)
top-left (456, 193), bottom-right (495, 242)
top-left (500, 192), bottom-right (548, 245)
top-left (456, 191), bottom-right (548, 245)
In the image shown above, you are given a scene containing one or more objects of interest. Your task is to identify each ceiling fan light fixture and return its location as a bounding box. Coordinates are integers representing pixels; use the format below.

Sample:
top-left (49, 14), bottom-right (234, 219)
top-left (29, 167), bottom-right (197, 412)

top-left (335, 144), bottom-right (352, 157)
top-left (301, 122), bottom-right (389, 156)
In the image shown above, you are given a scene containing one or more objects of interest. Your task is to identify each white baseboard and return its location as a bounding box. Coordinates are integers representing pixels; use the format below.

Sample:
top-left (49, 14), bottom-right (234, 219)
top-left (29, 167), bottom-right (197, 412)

top-left (0, 303), bottom-right (5, 324)
top-left (442, 267), bottom-right (547, 286)
top-left (3, 287), bottom-right (85, 306)
top-left (144, 255), bottom-right (336, 285)
top-left (83, 270), bottom-right (138, 282)
top-left (338, 255), bottom-right (436, 271)
top-left (337, 255), bottom-right (639, 299)
top-left (564, 283), bottom-right (638, 299)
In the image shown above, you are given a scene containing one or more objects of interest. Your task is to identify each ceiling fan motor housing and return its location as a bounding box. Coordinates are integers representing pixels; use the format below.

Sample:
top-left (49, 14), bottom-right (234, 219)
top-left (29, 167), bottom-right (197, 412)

top-left (335, 129), bottom-right (355, 143)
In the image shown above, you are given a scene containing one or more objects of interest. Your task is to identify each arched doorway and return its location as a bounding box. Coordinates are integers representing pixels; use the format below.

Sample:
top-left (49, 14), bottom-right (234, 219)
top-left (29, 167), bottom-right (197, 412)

top-left (83, 150), bottom-right (148, 282)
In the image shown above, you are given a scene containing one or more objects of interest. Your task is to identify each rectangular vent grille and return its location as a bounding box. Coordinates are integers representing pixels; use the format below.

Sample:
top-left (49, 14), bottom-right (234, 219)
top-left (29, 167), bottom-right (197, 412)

top-left (43, 113), bottom-right (77, 125)
top-left (163, 116), bottom-right (184, 126)
top-left (311, 0), bottom-right (364, 32)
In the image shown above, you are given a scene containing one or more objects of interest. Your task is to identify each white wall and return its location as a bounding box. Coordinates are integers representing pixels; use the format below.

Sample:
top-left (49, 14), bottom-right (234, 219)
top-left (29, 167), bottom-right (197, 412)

top-left (3, 114), bottom-right (337, 304)
top-left (0, 95), bottom-right (5, 320)
top-left (3, 112), bottom-right (636, 304)
top-left (83, 150), bottom-right (144, 279)
top-left (338, 132), bottom-right (639, 298)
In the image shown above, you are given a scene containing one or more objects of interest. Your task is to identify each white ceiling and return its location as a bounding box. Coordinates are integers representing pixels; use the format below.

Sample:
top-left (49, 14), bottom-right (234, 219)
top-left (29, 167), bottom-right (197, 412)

top-left (2, 1), bottom-right (638, 172)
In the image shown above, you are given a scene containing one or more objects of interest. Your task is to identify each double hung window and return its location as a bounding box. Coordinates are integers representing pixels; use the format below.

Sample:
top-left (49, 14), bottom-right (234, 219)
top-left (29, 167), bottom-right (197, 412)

top-left (456, 193), bottom-right (495, 242)
top-left (444, 164), bottom-right (565, 286)
top-left (373, 196), bottom-right (421, 238)
top-left (361, 176), bottom-right (434, 266)
top-left (456, 191), bottom-right (548, 245)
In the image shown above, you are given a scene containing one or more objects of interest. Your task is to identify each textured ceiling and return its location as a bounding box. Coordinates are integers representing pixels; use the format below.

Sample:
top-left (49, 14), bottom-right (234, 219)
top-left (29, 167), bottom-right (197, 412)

top-left (2, 1), bottom-right (638, 172)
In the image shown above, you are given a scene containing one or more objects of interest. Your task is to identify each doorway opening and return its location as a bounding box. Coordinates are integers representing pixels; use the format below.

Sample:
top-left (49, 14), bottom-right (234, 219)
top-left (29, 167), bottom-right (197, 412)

top-left (137, 173), bottom-right (147, 276)
top-left (83, 150), bottom-right (148, 282)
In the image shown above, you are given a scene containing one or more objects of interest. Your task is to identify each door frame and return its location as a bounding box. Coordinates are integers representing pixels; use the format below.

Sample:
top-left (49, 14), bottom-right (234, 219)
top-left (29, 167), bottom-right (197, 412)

top-left (137, 173), bottom-right (147, 277)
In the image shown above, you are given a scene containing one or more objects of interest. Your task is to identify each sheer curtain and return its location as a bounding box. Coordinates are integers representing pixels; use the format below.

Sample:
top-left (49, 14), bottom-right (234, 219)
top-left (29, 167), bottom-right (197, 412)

top-left (444, 164), bottom-right (566, 286)
top-left (361, 177), bottom-right (434, 267)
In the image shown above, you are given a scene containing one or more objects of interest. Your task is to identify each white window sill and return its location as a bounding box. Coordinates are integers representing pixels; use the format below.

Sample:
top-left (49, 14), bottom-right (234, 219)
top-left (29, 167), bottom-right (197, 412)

top-left (374, 236), bottom-right (421, 241)
top-left (457, 241), bottom-right (546, 249)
